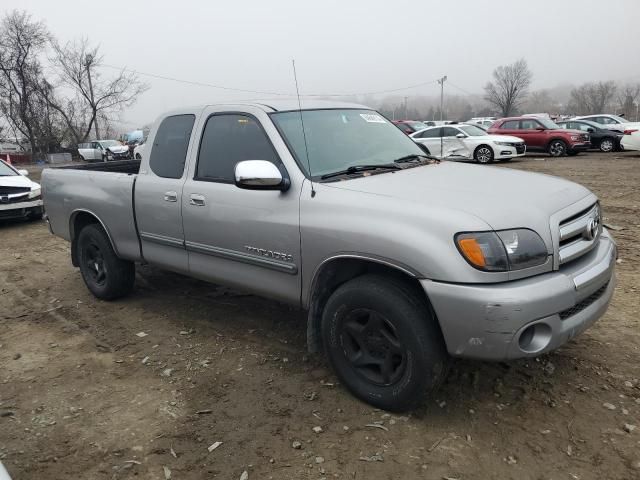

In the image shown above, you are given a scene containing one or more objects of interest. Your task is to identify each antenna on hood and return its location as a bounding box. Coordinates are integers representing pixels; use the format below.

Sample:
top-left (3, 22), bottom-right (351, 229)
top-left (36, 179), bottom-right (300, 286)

top-left (292, 59), bottom-right (315, 198)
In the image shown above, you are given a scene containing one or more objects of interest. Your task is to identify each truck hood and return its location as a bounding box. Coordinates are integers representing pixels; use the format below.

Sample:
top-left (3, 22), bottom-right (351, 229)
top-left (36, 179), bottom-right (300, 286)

top-left (323, 161), bottom-right (592, 233)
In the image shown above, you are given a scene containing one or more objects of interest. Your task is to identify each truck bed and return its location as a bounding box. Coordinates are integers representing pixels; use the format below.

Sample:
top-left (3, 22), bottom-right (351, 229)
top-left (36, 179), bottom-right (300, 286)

top-left (42, 161), bottom-right (142, 262)
top-left (53, 159), bottom-right (141, 175)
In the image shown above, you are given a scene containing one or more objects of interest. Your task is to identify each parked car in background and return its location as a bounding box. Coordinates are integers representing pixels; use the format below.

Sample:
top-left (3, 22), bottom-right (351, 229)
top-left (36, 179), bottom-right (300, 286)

top-left (467, 117), bottom-right (497, 129)
top-left (573, 114), bottom-right (640, 134)
top-left (42, 100), bottom-right (616, 411)
top-left (392, 120), bottom-right (428, 135)
top-left (78, 140), bottom-right (131, 161)
top-left (556, 119), bottom-right (622, 152)
top-left (0, 159), bottom-right (43, 221)
top-left (489, 117), bottom-right (590, 157)
top-left (410, 124), bottom-right (525, 163)
top-left (620, 127), bottom-right (640, 152)
top-left (133, 138), bottom-right (147, 159)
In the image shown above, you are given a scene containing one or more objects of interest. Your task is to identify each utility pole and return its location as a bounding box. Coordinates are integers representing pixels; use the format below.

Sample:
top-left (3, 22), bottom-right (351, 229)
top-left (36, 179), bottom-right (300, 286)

top-left (437, 75), bottom-right (447, 121)
top-left (438, 75), bottom-right (447, 157)
top-left (403, 96), bottom-right (408, 119)
top-left (85, 54), bottom-right (100, 140)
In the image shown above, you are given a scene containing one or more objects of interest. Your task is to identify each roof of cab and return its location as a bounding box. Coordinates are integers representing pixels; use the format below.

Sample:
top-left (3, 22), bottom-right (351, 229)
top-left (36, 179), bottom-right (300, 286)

top-left (156, 100), bottom-right (372, 122)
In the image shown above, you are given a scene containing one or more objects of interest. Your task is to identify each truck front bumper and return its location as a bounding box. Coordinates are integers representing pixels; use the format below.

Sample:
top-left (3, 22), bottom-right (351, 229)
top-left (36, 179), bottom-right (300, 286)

top-left (421, 231), bottom-right (616, 360)
top-left (0, 199), bottom-right (43, 220)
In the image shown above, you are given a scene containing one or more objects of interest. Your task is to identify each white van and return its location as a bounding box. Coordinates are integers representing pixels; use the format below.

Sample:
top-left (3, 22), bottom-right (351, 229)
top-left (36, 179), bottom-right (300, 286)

top-left (77, 140), bottom-right (130, 162)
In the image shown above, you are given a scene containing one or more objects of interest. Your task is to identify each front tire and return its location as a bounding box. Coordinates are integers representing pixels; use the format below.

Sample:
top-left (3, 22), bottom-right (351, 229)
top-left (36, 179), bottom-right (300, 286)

top-left (321, 274), bottom-right (449, 412)
top-left (599, 138), bottom-right (614, 153)
top-left (548, 139), bottom-right (567, 157)
top-left (77, 224), bottom-right (135, 300)
top-left (474, 145), bottom-right (494, 163)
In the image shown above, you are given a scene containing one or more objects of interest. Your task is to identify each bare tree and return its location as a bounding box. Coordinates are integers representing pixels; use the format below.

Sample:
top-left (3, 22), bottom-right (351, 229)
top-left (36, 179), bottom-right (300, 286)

top-left (484, 59), bottom-right (532, 117)
top-left (0, 10), bottom-right (49, 157)
top-left (568, 81), bottom-right (617, 115)
top-left (51, 38), bottom-right (148, 141)
top-left (525, 89), bottom-right (559, 114)
top-left (617, 83), bottom-right (640, 120)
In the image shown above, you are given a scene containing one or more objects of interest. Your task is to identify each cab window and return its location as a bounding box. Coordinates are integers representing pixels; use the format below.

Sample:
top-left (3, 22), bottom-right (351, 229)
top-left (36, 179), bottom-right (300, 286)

top-left (196, 114), bottom-right (280, 183)
top-left (149, 114), bottom-right (195, 179)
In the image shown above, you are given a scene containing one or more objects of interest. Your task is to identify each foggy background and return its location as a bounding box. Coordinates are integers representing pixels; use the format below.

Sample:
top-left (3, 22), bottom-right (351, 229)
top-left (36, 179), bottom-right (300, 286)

top-left (4, 0), bottom-right (640, 128)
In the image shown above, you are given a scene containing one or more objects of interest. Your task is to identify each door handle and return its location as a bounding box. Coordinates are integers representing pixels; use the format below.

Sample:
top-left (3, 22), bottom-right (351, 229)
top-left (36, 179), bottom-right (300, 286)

top-left (190, 194), bottom-right (205, 206)
top-left (164, 191), bottom-right (178, 202)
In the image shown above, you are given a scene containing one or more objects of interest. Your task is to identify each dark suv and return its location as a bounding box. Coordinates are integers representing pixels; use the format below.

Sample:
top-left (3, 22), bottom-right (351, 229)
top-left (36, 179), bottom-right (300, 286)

top-left (488, 116), bottom-right (590, 157)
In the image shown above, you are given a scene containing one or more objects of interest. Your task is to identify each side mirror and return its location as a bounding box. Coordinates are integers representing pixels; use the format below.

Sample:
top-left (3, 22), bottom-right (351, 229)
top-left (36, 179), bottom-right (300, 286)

top-left (455, 133), bottom-right (466, 139)
top-left (18, 169), bottom-right (29, 176)
top-left (587, 128), bottom-right (595, 133)
top-left (234, 160), bottom-right (289, 192)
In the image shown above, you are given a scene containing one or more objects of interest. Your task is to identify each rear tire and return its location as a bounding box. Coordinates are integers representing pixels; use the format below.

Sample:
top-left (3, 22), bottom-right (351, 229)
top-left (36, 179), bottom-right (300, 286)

top-left (321, 274), bottom-right (449, 412)
top-left (548, 139), bottom-right (567, 157)
top-left (474, 145), bottom-right (494, 163)
top-left (76, 224), bottom-right (135, 300)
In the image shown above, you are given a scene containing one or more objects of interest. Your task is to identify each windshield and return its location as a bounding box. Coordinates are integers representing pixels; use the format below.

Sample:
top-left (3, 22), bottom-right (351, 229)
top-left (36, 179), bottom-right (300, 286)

top-left (0, 160), bottom-right (18, 176)
top-left (459, 125), bottom-right (487, 136)
top-left (271, 109), bottom-right (424, 179)
top-left (538, 117), bottom-right (560, 129)
top-left (99, 140), bottom-right (120, 148)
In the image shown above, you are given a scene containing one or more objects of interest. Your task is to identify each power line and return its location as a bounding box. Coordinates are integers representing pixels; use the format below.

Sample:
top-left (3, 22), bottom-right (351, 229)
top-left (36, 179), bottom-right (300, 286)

top-left (100, 63), bottom-right (440, 98)
top-left (101, 64), bottom-right (293, 96)
top-left (447, 81), bottom-right (476, 96)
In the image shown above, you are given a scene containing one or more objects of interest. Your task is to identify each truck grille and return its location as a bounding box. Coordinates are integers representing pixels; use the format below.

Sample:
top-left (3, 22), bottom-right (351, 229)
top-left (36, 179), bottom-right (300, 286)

top-left (558, 203), bottom-right (601, 265)
top-left (0, 186), bottom-right (30, 195)
top-left (559, 281), bottom-right (609, 320)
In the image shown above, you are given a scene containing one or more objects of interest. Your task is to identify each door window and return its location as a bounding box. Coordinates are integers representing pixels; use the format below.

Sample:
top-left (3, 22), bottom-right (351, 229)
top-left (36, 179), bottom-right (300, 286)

top-left (442, 127), bottom-right (460, 137)
top-left (149, 114), bottom-right (195, 179)
top-left (501, 120), bottom-right (519, 129)
top-left (416, 127), bottom-right (441, 138)
top-left (196, 114), bottom-right (280, 183)
top-left (520, 119), bottom-right (541, 130)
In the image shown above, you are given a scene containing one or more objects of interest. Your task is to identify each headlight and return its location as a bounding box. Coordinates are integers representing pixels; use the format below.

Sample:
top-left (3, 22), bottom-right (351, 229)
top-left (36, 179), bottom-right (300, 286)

top-left (28, 187), bottom-right (41, 199)
top-left (494, 141), bottom-right (514, 147)
top-left (570, 135), bottom-right (579, 141)
top-left (455, 229), bottom-right (548, 272)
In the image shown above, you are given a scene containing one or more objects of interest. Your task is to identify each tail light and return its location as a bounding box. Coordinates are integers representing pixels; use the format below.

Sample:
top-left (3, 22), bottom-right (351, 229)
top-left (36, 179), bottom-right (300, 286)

top-left (623, 129), bottom-right (638, 135)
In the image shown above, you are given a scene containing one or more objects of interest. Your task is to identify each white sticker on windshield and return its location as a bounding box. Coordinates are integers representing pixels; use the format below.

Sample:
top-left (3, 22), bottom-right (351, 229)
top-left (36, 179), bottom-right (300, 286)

top-left (360, 113), bottom-right (386, 123)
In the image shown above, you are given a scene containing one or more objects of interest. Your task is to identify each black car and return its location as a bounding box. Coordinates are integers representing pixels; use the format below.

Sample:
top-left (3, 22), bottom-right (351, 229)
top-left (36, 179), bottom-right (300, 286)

top-left (557, 119), bottom-right (622, 152)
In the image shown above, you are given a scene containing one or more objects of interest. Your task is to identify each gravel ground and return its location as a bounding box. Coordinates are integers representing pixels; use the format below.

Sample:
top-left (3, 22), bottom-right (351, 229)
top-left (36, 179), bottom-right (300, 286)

top-left (1, 151), bottom-right (639, 479)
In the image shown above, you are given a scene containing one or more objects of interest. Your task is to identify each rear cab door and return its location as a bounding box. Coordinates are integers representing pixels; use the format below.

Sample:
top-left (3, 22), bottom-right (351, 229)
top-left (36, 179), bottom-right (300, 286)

top-left (134, 110), bottom-right (199, 273)
top-left (180, 105), bottom-right (303, 304)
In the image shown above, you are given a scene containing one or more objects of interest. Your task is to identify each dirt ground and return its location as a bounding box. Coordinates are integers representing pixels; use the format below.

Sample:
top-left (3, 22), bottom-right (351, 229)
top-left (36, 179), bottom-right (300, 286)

top-left (1, 151), bottom-right (640, 480)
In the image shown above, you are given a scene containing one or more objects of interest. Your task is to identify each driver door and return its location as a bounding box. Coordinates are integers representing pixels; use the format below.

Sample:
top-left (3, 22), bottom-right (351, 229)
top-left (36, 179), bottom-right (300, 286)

top-left (441, 126), bottom-right (468, 158)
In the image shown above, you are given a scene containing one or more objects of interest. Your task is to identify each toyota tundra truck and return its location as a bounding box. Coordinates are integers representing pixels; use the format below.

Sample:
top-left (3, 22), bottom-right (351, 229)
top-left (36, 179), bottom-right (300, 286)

top-left (42, 100), bottom-right (616, 411)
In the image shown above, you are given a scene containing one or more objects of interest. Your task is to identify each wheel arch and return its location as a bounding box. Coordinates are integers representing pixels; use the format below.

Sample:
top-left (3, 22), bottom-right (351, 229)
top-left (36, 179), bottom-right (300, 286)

top-left (305, 255), bottom-right (435, 353)
top-left (69, 209), bottom-right (119, 267)
top-left (545, 137), bottom-right (568, 148)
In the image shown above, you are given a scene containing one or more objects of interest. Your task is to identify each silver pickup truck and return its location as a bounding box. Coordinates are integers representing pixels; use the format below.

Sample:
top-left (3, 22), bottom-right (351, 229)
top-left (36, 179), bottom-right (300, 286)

top-left (42, 100), bottom-right (616, 411)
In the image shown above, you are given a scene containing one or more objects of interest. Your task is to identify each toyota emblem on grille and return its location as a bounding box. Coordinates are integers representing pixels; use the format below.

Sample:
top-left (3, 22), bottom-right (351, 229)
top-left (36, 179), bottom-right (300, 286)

top-left (585, 210), bottom-right (601, 241)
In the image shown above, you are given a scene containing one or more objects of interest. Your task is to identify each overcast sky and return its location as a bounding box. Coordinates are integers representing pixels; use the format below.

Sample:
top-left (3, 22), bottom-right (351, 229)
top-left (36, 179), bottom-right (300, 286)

top-left (6, 0), bottom-right (640, 127)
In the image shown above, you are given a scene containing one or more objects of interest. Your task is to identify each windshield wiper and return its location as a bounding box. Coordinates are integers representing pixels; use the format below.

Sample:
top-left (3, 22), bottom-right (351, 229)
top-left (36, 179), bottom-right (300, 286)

top-left (392, 153), bottom-right (439, 163)
top-left (320, 163), bottom-right (400, 180)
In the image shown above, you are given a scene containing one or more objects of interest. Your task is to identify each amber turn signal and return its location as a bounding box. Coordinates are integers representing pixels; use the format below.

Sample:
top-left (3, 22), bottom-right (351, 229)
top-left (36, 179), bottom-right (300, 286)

top-left (457, 237), bottom-right (486, 268)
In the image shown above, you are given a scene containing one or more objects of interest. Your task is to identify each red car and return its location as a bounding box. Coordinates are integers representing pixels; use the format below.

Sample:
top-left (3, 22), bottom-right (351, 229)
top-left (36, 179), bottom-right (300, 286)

top-left (392, 120), bottom-right (428, 135)
top-left (488, 116), bottom-right (591, 157)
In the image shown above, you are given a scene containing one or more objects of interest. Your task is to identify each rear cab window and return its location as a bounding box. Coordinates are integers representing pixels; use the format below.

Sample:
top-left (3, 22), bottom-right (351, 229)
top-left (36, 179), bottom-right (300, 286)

top-left (149, 114), bottom-right (195, 179)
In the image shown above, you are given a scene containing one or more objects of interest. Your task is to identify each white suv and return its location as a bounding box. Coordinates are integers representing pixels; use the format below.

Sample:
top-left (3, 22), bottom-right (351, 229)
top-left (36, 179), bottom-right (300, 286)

top-left (410, 124), bottom-right (525, 163)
